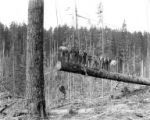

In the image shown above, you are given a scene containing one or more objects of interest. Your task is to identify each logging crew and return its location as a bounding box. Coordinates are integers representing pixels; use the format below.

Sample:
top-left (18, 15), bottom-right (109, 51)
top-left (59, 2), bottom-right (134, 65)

top-left (106, 57), bottom-right (112, 71)
top-left (58, 46), bottom-right (117, 71)
top-left (78, 51), bottom-right (83, 65)
top-left (99, 56), bottom-right (112, 71)
top-left (70, 47), bottom-right (80, 63)
top-left (59, 46), bottom-right (69, 63)
top-left (74, 49), bottom-right (79, 63)
top-left (82, 51), bottom-right (87, 66)
top-left (101, 57), bottom-right (105, 69)
top-left (93, 57), bottom-right (99, 69)
top-left (87, 55), bottom-right (92, 67)
top-left (99, 56), bottom-right (103, 69)
top-left (69, 48), bottom-right (75, 63)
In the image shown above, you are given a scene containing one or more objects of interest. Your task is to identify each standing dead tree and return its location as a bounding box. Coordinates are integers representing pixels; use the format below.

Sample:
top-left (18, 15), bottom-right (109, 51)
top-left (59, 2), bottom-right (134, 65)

top-left (26, 0), bottom-right (47, 119)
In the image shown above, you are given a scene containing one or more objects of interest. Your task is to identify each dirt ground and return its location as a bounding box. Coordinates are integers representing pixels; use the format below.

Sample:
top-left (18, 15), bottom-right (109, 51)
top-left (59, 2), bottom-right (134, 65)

top-left (1, 86), bottom-right (150, 120)
top-left (48, 86), bottom-right (150, 120)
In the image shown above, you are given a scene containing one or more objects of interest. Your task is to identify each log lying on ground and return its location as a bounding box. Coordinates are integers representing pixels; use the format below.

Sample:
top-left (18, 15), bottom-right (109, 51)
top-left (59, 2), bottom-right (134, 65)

top-left (56, 62), bottom-right (150, 86)
top-left (0, 101), bottom-right (16, 115)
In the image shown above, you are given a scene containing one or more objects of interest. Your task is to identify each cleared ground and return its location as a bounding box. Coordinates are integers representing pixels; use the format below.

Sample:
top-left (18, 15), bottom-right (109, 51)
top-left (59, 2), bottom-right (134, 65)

top-left (0, 86), bottom-right (150, 120)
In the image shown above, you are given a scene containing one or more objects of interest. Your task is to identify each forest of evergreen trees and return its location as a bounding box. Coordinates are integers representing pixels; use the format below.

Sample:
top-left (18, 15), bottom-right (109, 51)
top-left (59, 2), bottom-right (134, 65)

top-left (0, 21), bottom-right (149, 97)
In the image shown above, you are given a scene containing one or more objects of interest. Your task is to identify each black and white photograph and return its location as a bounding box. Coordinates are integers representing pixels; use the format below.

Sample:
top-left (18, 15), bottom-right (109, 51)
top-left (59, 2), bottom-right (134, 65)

top-left (0, 0), bottom-right (149, 119)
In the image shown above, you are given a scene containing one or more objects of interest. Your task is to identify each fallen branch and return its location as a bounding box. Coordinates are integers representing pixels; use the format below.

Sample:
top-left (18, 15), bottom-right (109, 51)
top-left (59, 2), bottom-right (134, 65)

top-left (56, 62), bottom-right (150, 86)
top-left (0, 101), bottom-right (16, 114)
top-left (87, 112), bottom-right (105, 120)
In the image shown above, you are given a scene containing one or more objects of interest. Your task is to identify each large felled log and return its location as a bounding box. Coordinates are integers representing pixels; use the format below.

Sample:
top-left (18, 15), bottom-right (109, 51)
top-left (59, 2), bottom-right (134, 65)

top-left (56, 62), bottom-right (150, 86)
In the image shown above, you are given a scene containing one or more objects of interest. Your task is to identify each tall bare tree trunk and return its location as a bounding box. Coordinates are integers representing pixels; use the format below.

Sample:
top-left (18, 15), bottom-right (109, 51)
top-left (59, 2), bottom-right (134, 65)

top-left (147, 33), bottom-right (150, 78)
top-left (26, 0), bottom-right (47, 119)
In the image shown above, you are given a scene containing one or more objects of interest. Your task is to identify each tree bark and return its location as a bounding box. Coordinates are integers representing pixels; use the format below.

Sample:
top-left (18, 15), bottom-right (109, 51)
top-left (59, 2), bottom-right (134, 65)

top-left (56, 62), bottom-right (150, 86)
top-left (26, 0), bottom-right (47, 119)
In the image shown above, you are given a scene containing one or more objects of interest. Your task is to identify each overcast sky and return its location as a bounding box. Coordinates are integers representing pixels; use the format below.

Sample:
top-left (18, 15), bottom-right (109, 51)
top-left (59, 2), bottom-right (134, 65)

top-left (0, 0), bottom-right (149, 32)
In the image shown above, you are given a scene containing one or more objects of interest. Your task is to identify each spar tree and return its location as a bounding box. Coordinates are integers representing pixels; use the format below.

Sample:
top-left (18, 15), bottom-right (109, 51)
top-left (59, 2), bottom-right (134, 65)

top-left (26, 0), bottom-right (47, 119)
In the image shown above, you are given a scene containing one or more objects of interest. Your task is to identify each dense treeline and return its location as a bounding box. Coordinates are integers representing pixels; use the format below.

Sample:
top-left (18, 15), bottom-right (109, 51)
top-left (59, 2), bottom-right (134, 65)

top-left (0, 22), bottom-right (148, 62)
top-left (0, 22), bottom-right (149, 97)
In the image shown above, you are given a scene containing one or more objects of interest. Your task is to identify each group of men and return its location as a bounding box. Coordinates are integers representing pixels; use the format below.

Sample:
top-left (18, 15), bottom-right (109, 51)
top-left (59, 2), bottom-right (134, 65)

top-left (58, 46), bottom-right (117, 71)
